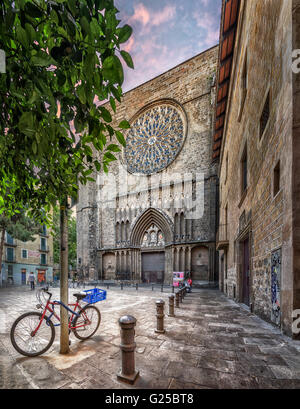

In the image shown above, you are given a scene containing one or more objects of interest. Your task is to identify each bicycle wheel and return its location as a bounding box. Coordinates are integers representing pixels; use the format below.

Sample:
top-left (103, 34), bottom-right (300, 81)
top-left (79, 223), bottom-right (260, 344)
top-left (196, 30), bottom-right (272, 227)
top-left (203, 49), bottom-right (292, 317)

top-left (10, 312), bottom-right (55, 357)
top-left (73, 305), bottom-right (101, 340)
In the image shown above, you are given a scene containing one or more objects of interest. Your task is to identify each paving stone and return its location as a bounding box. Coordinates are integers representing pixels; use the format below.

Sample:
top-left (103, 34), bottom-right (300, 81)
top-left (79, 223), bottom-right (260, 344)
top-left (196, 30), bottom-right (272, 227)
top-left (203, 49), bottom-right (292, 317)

top-left (1, 286), bottom-right (300, 389)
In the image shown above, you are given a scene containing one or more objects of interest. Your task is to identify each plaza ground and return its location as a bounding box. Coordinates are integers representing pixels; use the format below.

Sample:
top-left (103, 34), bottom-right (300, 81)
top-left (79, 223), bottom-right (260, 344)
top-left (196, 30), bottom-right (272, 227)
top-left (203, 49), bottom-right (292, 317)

top-left (1, 285), bottom-right (300, 389)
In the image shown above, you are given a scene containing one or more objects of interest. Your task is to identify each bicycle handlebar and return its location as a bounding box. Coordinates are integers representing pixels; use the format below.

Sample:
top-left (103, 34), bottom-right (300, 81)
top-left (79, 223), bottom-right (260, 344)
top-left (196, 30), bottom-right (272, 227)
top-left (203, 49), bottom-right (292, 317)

top-left (41, 287), bottom-right (52, 298)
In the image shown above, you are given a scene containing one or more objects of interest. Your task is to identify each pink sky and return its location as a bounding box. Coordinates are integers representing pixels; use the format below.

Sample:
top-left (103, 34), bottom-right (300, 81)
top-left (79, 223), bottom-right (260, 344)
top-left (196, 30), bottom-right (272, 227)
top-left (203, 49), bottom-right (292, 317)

top-left (115, 0), bottom-right (221, 92)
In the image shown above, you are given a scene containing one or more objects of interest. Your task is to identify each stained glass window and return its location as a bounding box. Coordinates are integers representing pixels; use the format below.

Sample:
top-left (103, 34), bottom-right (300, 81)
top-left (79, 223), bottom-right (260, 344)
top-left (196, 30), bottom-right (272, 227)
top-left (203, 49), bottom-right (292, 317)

top-left (125, 104), bottom-right (186, 175)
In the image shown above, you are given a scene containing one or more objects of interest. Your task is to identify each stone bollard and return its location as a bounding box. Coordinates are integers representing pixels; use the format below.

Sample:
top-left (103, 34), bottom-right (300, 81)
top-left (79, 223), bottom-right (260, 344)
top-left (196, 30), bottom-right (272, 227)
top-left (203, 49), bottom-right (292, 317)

top-left (155, 299), bottom-right (165, 334)
top-left (179, 289), bottom-right (183, 304)
top-left (168, 295), bottom-right (175, 317)
top-left (175, 291), bottom-right (180, 308)
top-left (117, 315), bottom-right (139, 384)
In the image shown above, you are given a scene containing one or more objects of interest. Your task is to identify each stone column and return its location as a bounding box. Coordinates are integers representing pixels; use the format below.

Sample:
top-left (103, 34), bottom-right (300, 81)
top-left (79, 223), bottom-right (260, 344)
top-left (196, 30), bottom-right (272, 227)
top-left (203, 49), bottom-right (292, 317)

top-left (155, 300), bottom-right (165, 334)
top-left (117, 315), bottom-right (139, 384)
top-left (187, 247), bottom-right (192, 273)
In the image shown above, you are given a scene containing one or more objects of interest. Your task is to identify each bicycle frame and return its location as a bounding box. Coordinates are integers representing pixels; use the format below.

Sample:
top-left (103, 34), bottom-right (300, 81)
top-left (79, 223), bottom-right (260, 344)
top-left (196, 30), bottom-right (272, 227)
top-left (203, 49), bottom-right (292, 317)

top-left (32, 296), bottom-right (91, 336)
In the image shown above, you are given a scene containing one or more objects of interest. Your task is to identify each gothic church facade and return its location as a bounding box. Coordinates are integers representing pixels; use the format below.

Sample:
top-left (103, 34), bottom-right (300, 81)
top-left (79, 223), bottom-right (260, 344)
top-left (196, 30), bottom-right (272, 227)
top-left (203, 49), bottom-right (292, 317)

top-left (76, 46), bottom-right (219, 285)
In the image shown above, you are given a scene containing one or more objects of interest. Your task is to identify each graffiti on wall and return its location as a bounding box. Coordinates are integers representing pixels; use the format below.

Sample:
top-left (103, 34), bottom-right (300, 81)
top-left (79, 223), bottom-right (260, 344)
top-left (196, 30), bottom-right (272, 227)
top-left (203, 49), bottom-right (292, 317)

top-left (271, 249), bottom-right (281, 326)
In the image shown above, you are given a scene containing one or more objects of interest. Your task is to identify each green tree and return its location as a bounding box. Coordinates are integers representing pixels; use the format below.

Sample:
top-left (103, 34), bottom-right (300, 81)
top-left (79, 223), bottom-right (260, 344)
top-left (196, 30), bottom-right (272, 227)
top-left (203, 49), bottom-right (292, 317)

top-left (0, 0), bottom-right (133, 221)
top-left (0, 0), bottom-right (133, 354)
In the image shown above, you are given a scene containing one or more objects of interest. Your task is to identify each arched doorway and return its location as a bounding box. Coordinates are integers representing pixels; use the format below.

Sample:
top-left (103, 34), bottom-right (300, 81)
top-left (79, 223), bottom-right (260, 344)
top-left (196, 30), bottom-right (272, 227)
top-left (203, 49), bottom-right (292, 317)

top-left (102, 252), bottom-right (116, 280)
top-left (130, 208), bottom-right (173, 283)
top-left (191, 246), bottom-right (209, 281)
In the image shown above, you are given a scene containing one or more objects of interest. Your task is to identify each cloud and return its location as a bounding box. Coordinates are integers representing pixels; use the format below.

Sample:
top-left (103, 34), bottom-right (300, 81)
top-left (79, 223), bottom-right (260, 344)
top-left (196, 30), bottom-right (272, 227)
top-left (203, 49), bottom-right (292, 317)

top-left (128, 3), bottom-right (176, 29)
top-left (193, 11), bottom-right (219, 46)
top-left (129, 3), bottom-right (150, 26)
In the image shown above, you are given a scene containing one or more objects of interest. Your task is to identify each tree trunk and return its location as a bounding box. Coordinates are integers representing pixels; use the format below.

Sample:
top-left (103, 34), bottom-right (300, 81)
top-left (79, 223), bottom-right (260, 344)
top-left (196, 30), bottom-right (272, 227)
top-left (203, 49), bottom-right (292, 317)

top-left (60, 200), bottom-right (69, 354)
top-left (0, 229), bottom-right (5, 286)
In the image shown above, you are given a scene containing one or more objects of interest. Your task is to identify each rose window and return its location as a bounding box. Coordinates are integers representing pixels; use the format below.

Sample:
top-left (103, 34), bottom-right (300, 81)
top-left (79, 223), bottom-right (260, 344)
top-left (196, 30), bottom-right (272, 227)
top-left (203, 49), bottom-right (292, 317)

top-left (125, 103), bottom-right (186, 175)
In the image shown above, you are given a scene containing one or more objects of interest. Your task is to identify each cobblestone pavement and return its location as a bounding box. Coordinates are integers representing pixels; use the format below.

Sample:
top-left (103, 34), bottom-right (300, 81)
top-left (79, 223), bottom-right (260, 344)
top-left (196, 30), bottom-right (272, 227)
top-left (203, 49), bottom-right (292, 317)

top-left (1, 285), bottom-right (300, 389)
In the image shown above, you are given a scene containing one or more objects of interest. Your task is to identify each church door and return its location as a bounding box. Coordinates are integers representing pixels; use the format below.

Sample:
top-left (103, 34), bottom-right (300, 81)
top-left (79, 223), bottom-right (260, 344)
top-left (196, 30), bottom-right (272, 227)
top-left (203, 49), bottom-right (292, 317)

top-left (142, 252), bottom-right (165, 284)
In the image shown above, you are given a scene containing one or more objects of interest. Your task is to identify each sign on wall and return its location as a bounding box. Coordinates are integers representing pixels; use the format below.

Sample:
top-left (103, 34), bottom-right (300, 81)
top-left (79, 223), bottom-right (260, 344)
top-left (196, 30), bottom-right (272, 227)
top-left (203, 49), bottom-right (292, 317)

top-left (173, 272), bottom-right (185, 287)
top-left (271, 249), bottom-right (281, 326)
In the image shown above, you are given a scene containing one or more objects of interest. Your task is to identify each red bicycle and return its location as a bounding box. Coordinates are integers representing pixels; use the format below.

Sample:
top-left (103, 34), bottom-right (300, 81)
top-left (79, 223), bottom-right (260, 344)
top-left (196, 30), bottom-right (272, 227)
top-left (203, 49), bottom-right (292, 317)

top-left (10, 287), bottom-right (105, 357)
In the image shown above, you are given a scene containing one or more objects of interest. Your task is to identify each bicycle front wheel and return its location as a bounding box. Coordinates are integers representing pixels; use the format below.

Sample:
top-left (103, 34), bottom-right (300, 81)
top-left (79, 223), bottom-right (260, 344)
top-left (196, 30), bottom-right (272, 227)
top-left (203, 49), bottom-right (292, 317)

top-left (10, 312), bottom-right (55, 357)
top-left (73, 305), bottom-right (101, 340)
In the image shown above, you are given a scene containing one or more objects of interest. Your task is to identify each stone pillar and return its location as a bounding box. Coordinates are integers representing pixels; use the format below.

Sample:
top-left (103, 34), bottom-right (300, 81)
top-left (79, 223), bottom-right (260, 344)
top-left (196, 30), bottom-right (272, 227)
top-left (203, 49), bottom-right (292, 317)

top-left (168, 295), bottom-right (175, 317)
top-left (117, 315), bottom-right (139, 384)
top-left (175, 291), bottom-right (180, 308)
top-left (187, 247), bottom-right (192, 273)
top-left (155, 300), bottom-right (165, 334)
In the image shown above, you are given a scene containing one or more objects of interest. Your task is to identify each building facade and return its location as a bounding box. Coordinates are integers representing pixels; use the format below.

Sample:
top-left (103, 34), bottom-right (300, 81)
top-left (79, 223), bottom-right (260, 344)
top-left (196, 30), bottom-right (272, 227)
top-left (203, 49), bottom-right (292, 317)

top-left (77, 46), bottom-right (219, 285)
top-left (215, 0), bottom-right (300, 337)
top-left (1, 226), bottom-right (54, 286)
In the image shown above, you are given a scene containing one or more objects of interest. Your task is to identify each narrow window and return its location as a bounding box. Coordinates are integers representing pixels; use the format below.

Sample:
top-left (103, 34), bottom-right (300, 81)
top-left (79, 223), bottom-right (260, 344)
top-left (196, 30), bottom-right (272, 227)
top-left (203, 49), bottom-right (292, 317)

top-left (273, 161), bottom-right (280, 197)
top-left (260, 91), bottom-right (270, 139)
top-left (238, 51), bottom-right (247, 122)
top-left (225, 153), bottom-right (229, 184)
top-left (41, 253), bottom-right (47, 265)
top-left (241, 144), bottom-right (248, 194)
top-left (22, 249), bottom-right (28, 259)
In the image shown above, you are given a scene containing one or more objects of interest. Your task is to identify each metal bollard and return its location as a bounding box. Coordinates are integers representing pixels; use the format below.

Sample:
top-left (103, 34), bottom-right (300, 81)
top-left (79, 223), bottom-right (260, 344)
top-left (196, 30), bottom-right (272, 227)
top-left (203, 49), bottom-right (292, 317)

top-left (182, 287), bottom-right (185, 299)
top-left (155, 299), bottom-right (165, 334)
top-left (168, 295), bottom-right (175, 317)
top-left (161, 284), bottom-right (163, 293)
top-left (175, 291), bottom-right (180, 308)
top-left (107, 283), bottom-right (109, 290)
top-left (172, 285), bottom-right (174, 294)
top-left (152, 284), bottom-right (154, 291)
top-left (121, 282), bottom-right (123, 291)
top-left (136, 283), bottom-right (138, 291)
top-left (117, 315), bottom-right (139, 384)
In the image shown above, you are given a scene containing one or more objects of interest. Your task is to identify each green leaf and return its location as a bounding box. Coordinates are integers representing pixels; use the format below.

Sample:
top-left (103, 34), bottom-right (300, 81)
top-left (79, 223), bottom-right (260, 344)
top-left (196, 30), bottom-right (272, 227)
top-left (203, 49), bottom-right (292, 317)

top-left (117, 25), bottom-right (133, 44)
top-left (77, 85), bottom-right (86, 104)
top-left (119, 120), bottom-right (130, 130)
top-left (31, 56), bottom-right (53, 67)
top-left (16, 26), bottom-right (29, 48)
top-left (107, 144), bottom-right (121, 152)
top-left (32, 140), bottom-right (37, 155)
top-left (110, 97), bottom-right (116, 113)
top-left (102, 55), bottom-right (124, 85)
top-left (100, 106), bottom-right (112, 123)
top-left (115, 130), bottom-right (126, 147)
top-left (94, 160), bottom-right (101, 171)
top-left (80, 16), bottom-right (91, 37)
top-left (120, 50), bottom-right (134, 69)
top-left (25, 23), bottom-right (35, 44)
top-left (104, 151), bottom-right (117, 162)
top-left (18, 112), bottom-right (36, 137)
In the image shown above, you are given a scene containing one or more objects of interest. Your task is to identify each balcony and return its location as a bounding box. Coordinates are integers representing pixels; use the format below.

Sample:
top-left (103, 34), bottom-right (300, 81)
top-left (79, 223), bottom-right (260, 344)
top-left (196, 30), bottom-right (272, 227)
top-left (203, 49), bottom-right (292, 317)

top-left (216, 224), bottom-right (229, 250)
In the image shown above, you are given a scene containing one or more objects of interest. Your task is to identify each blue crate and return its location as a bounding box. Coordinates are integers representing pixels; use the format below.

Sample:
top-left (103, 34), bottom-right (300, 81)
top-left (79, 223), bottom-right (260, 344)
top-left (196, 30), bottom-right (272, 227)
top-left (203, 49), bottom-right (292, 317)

top-left (83, 288), bottom-right (106, 304)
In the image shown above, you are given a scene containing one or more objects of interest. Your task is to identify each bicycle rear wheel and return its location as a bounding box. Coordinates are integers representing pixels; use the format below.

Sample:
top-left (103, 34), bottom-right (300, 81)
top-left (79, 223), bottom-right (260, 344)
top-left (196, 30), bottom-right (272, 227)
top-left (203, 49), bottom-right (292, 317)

top-left (10, 312), bottom-right (55, 357)
top-left (73, 305), bottom-right (101, 340)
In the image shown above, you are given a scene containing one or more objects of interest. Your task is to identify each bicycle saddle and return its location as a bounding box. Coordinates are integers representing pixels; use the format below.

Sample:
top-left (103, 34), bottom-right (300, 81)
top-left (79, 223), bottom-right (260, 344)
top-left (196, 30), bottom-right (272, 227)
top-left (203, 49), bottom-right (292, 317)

top-left (73, 292), bottom-right (86, 300)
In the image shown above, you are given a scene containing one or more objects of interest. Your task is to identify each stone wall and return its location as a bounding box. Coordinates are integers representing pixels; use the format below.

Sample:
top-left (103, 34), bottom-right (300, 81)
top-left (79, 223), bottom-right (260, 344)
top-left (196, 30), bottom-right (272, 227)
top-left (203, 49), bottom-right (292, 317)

top-left (218, 0), bottom-right (298, 335)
